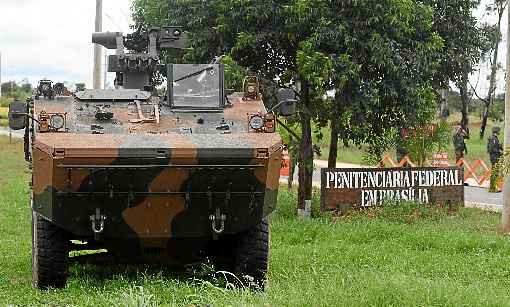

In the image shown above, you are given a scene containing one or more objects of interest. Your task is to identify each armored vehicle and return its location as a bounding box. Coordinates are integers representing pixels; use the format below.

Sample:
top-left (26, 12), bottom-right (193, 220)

top-left (35, 79), bottom-right (55, 100)
top-left (9, 27), bottom-right (297, 289)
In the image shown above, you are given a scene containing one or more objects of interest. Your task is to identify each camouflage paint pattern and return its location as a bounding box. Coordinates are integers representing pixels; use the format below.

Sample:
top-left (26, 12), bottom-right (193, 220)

top-left (30, 93), bottom-right (282, 262)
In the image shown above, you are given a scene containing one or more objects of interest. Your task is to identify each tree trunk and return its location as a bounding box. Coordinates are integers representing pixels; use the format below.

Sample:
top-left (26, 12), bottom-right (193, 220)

top-left (298, 80), bottom-right (313, 211)
top-left (439, 88), bottom-right (449, 120)
top-left (480, 103), bottom-right (491, 139)
top-left (501, 0), bottom-right (510, 233)
top-left (481, 8), bottom-right (504, 139)
top-left (328, 120), bottom-right (339, 168)
top-left (287, 152), bottom-right (295, 191)
top-left (329, 92), bottom-right (342, 168)
top-left (459, 72), bottom-right (470, 134)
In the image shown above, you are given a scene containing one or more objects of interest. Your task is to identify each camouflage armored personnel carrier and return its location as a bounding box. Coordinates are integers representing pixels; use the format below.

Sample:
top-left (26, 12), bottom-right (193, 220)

top-left (8, 27), bottom-right (297, 289)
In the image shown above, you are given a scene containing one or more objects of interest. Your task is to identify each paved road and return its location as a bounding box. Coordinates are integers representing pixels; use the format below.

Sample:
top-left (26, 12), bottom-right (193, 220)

top-left (0, 127), bottom-right (23, 138)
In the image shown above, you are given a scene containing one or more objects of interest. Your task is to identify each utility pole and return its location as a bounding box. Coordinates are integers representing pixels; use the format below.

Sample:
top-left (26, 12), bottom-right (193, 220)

top-left (502, 0), bottom-right (510, 232)
top-left (104, 52), bottom-right (108, 89)
top-left (93, 0), bottom-right (103, 89)
top-left (0, 51), bottom-right (2, 98)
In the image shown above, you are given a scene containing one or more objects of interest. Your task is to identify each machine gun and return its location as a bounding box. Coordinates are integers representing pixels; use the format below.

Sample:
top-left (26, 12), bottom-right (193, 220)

top-left (92, 27), bottom-right (187, 90)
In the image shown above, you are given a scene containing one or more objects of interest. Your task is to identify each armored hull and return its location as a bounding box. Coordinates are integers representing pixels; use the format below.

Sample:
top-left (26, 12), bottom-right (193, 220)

top-left (30, 92), bottom-right (282, 262)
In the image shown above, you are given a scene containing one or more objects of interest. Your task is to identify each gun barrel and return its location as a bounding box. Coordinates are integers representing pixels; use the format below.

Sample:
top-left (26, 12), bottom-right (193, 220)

top-left (92, 32), bottom-right (123, 49)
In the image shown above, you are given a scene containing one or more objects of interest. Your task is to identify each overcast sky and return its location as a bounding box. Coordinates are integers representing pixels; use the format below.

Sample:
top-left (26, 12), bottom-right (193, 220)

top-left (0, 0), bottom-right (132, 89)
top-left (0, 0), bottom-right (507, 94)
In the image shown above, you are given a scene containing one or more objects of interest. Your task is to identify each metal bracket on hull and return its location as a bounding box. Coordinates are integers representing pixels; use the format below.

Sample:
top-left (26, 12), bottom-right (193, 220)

top-left (209, 207), bottom-right (226, 236)
top-left (90, 208), bottom-right (107, 240)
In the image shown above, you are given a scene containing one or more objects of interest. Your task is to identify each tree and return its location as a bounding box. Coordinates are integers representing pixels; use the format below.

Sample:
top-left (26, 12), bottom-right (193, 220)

top-left (312, 1), bottom-right (442, 167)
top-left (479, 0), bottom-right (507, 138)
top-left (132, 0), bottom-right (327, 209)
top-left (1, 81), bottom-right (19, 96)
top-left (131, 0), bottom-right (443, 210)
top-left (425, 0), bottom-right (490, 133)
top-left (230, 1), bottom-right (327, 209)
top-left (20, 78), bottom-right (32, 93)
top-left (1, 81), bottom-right (32, 100)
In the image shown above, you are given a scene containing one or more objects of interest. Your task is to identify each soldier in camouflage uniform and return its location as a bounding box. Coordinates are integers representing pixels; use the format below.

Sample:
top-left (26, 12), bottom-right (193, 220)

top-left (396, 128), bottom-right (410, 167)
top-left (487, 126), bottom-right (503, 192)
top-left (396, 146), bottom-right (409, 166)
top-left (453, 127), bottom-right (469, 163)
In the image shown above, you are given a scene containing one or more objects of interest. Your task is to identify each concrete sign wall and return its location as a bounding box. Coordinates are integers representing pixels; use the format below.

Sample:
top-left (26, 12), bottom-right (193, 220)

top-left (321, 167), bottom-right (464, 211)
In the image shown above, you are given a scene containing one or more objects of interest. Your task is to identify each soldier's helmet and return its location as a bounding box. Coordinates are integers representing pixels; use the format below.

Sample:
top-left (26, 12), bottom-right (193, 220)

top-left (493, 126), bottom-right (501, 134)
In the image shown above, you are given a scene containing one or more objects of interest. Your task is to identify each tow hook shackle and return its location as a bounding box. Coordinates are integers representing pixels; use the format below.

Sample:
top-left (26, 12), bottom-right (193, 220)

top-left (209, 208), bottom-right (226, 235)
top-left (90, 208), bottom-right (107, 240)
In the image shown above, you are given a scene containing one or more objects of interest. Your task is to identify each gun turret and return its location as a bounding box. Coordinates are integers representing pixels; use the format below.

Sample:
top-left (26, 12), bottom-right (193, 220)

top-left (92, 27), bottom-right (187, 90)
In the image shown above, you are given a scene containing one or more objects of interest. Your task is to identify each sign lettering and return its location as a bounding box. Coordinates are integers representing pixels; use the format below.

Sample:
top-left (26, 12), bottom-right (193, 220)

top-left (321, 167), bottom-right (464, 211)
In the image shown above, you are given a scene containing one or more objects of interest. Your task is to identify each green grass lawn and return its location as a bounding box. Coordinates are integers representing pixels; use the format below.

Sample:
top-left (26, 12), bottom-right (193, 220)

top-left (316, 113), bottom-right (502, 166)
top-left (2, 136), bottom-right (510, 306)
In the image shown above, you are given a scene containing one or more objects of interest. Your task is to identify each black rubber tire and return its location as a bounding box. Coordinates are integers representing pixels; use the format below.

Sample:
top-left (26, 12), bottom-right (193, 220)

top-left (234, 218), bottom-right (269, 289)
top-left (32, 211), bottom-right (69, 289)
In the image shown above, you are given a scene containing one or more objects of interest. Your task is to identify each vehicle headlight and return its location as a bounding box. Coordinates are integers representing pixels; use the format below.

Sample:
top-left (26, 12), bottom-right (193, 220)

top-left (50, 114), bottom-right (65, 130)
top-left (249, 115), bottom-right (264, 130)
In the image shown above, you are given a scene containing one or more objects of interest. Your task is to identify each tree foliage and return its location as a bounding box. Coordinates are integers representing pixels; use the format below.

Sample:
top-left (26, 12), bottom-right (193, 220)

top-left (308, 0), bottom-right (443, 162)
top-left (1, 81), bottom-right (32, 103)
top-left (131, 0), bottom-right (463, 209)
top-left (424, 0), bottom-right (491, 132)
top-left (478, 0), bottom-right (508, 138)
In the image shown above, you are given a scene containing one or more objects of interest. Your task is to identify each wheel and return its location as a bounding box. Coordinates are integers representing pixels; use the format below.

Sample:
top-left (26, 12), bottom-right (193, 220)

top-left (32, 211), bottom-right (69, 289)
top-left (234, 218), bottom-right (269, 289)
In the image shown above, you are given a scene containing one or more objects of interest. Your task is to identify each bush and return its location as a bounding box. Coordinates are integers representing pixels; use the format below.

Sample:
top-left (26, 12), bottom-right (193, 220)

top-left (0, 97), bottom-right (12, 108)
top-left (0, 107), bottom-right (7, 127)
top-left (404, 121), bottom-right (452, 166)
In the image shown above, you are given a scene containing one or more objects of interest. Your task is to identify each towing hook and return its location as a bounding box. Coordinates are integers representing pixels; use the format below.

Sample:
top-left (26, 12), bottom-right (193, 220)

top-left (209, 208), bottom-right (226, 234)
top-left (90, 208), bottom-right (107, 240)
